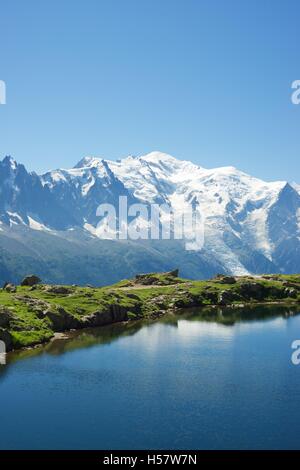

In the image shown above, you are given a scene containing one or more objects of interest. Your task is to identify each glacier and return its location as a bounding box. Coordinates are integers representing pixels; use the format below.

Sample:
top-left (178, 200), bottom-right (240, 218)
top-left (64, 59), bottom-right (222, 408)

top-left (0, 151), bottom-right (299, 285)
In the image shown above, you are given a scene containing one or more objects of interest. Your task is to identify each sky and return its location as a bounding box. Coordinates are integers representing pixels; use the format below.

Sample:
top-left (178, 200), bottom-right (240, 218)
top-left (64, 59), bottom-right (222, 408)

top-left (0, 0), bottom-right (300, 182)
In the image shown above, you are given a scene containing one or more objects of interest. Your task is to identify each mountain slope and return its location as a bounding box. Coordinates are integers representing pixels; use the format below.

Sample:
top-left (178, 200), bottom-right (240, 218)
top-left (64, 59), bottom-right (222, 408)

top-left (0, 152), bottom-right (299, 284)
top-left (0, 156), bottom-right (76, 230)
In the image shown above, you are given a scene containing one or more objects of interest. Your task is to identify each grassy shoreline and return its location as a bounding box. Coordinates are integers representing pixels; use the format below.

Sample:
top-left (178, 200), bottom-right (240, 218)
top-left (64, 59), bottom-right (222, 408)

top-left (1, 272), bottom-right (300, 351)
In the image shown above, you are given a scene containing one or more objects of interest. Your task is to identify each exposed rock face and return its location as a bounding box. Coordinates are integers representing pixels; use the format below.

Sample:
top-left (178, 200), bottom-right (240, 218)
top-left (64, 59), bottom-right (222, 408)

top-left (267, 286), bottom-right (286, 299)
top-left (169, 269), bottom-right (179, 277)
top-left (1, 154), bottom-right (300, 285)
top-left (135, 274), bottom-right (159, 285)
top-left (239, 282), bottom-right (266, 300)
top-left (14, 295), bottom-right (50, 317)
top-left (45, 307), bottom-right (80, 332)
top-left (45, 301), bottom-right (135, 332)
top-left (173, 292), bottom-right (201, 308)
top-left (81, 304), bottom-right (129, 327)
top-left (202, 289), bottom-right (218, 304)
top-left (0, 272), bottom-right (298, 353)
top-left (45, 286), bottom-right (72, 295)
top-left (21, 275), bottom-right (41, 287)
top-left (0, 328), bottom-right (13, 351)
top-left (0, 307), bottom-right (14, 327)
top-left (214, 275), bottom-right (237, 284)
top-left (218, 290), bottom-right (239, 305)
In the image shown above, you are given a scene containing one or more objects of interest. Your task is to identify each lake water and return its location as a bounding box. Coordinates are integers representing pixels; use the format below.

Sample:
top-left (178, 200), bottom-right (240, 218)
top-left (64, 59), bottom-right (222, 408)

top-left (0, 305), bottom-right (300, 450)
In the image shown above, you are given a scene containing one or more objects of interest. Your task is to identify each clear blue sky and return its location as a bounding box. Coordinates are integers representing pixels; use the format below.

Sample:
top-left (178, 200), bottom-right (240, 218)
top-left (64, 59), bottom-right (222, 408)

top-left (0, 0), bottom-right (299, 181)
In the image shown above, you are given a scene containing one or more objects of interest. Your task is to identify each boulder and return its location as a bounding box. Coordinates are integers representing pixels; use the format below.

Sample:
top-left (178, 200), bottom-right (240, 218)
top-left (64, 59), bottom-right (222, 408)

top-left (168, 269), bottom-right (179, 278)
top-left (4, 283), bottom-right (16, 293)
top-left (21, 275), bottom-right (41, 287)
top-left (214, 275), bottom-right (237, 284)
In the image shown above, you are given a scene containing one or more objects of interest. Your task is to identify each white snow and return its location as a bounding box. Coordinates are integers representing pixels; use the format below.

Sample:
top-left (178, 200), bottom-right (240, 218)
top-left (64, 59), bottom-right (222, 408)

top-left (28, 216), bottom-right (51, 231)
top-left (82, 175), bottom-right (95, 196)
top-left (42, 157), bottom-right (109, 196)
top-left (7, 211), bottom-right (25, 227)
top-left (97, 152), bottom-right (287, 271)
top-left (292, 182), bottom-right (300, 195)
top-left (13, 150), bottom-right (298, 275)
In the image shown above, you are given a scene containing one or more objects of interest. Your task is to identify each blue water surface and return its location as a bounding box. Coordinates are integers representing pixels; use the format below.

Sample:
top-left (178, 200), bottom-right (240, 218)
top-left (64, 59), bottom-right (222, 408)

top-left (0, 308), bottom-right (300, 449)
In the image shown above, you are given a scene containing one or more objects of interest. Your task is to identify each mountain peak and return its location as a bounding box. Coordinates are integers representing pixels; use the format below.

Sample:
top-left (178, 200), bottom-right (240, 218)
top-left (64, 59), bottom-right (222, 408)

top-left (73, 156), bottom-right (103, 169)
top-left (0, 152), bottom-right (300, 278)
top-left (140, 151), bottom-right (181, 164)
top-left (2, 155), bottom-right (17, 170)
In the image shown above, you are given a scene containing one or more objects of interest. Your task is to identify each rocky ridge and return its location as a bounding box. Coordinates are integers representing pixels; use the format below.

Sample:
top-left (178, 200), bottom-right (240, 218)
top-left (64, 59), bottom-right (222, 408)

top-left (0, 271), bottom-right (300, 352)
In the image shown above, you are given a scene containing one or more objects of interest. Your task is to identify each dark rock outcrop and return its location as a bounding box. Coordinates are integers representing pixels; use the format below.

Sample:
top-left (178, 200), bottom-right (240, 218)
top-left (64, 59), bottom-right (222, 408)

top-left (3, 283), bottom-right (16, 293)
top-left (45, 307), bottom-right (80, 331)
top-left (81, 304), bottom-right (129, 327)
top-left (218, 289), bottom-right (240, 305)
top-left (282, 281), bottom-right (300, 291)
top-left (284, 288), bottom-right (298, 298)
top-left (135, 269), bottom-right (180, 286)
top-left (169, 269), bottom-right (179, 277)
top-left (0, 307), bottom-right (14, 327)
top-left (21, 275), bottom-right (41, 287)
top-left (0, 328), bottom-right (13, 351)
top-left (213, 274), bottom-right (237, 284)
top-left (239, 282), bottom-right (266, 300)
top-left (45, 286), bottom-right (72, 295)
top-left (135, 274), bottom-right (159, 285)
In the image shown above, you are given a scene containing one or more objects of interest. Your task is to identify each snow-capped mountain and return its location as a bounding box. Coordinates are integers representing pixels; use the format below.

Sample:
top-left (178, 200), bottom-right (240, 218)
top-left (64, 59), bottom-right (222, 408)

top-left (292, 182), bottom-right (300, 194)
top-left (0, 152), bottom-right (299, 284)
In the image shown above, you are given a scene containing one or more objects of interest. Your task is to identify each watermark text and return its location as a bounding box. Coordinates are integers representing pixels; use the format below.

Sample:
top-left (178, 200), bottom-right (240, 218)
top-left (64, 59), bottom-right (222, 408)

top-left (95, 196), bottom-right (205, 251)
top-left (0, 80), bottom-right (6, 104)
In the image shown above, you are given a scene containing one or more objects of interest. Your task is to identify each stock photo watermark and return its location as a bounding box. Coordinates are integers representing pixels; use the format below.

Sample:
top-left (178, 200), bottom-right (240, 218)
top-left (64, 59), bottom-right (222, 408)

top-left (291, 80), bottom-right (300, 104)
top-left (95, 196), bottom-right (205, 251)
top-left (291, 340), bottom-right (300, 365)
top-left (0, 80), bottom-right (6, 104)
top-left (0, 340), bottom-right (6, 365)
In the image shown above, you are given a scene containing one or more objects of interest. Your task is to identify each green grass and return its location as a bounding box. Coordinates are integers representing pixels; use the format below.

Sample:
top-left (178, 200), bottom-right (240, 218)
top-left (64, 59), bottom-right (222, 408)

top-left (0, 273), bottom-right (300, 350)
top-left (11, 329), bottom-right (54, 348)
